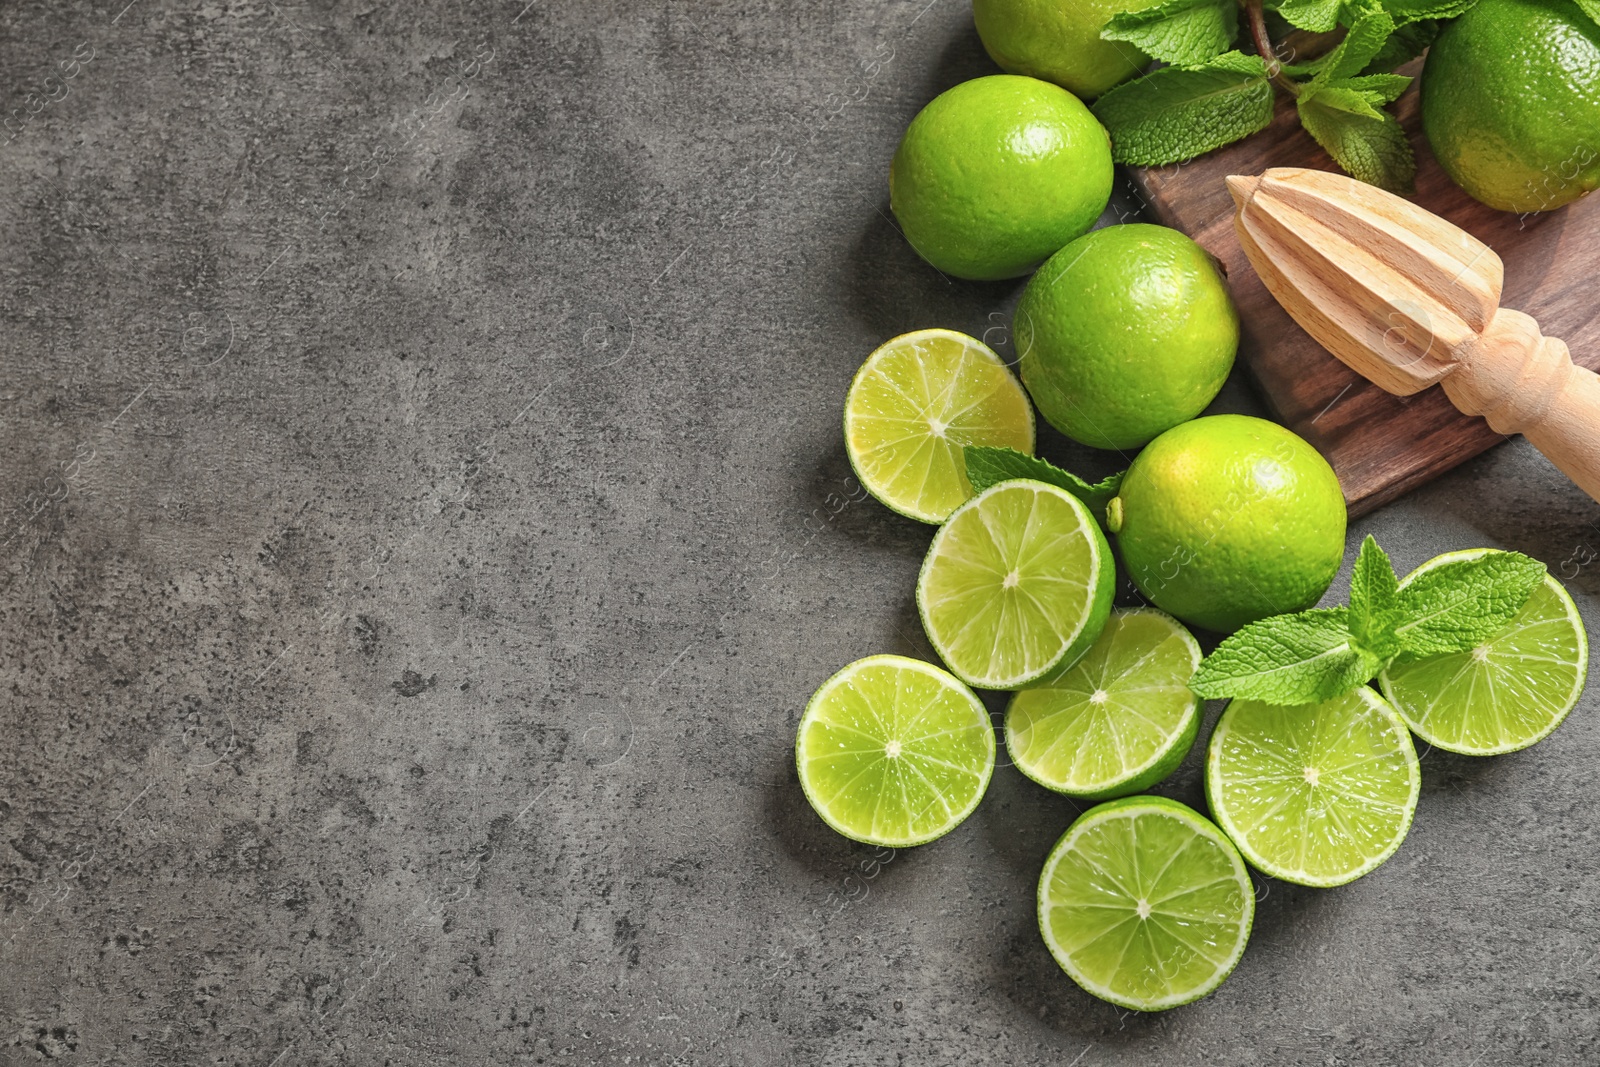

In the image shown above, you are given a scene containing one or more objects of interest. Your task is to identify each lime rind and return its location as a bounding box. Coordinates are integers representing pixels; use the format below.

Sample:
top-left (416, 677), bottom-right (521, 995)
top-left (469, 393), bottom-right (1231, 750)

top-left (1037, 795), bottom-right (1255, 1012)
top-left (843, 328), bottom-right (1035, 525)
top-left (1006, 608), bottom-right (1202, 799)
top-left (1205, 686), bottom-right (1421, 888)
top-left (1109, 414), bottom-right (1347, 634)
top-left (917, 479), bottom-right (1115, 690)
top-left (1379, 549), bottom-right (1589, 756)
top-left (795, 654), bottom-right (996, 848)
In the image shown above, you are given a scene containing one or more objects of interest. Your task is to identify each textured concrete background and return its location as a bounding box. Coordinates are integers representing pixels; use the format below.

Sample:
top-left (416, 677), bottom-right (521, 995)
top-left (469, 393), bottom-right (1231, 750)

top-left (2, 1), bottom-right (1598, 1064)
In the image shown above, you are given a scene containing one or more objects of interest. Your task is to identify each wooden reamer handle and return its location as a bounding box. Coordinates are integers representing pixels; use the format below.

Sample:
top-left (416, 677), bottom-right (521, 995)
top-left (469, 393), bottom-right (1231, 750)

top-left (1440, 308), bottom-right (1600, 502)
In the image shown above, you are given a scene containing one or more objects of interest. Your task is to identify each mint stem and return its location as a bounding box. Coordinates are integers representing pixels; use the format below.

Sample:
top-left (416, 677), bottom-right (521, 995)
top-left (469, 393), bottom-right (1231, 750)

top-left (1244, 0), bottom-right (1300, 96)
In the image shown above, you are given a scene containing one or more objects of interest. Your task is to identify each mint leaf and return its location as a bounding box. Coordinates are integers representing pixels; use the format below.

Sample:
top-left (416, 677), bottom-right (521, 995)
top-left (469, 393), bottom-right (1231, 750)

top-left (1190, 609), bottom-right (1382, 705)
top-left (1274, 0), bottom-right (1344, 31)
top-left (1392, 551), bottom-right (1547, 656)
top-left (1332, 72), bottom-right (1413, 104)
top-left (1380, 0), bottom-right (1480, 22)
top-left (1302, 84), bottom-right (1388, 120)
top-left (1362, 19), bottom-right (1438, 72)
top-left (1575, 0), bottom-right (1600, 28)
top-left (1348, 535), bottom-right (1403, 660)
top-left (1297, 93), bottom-right (1416, 191)
top-left (1313, 3), bottom-right (1398, 83)
top-left (1102, 0), bottom-right (1239, 67)
top-left (961, 446), bottom-right (1124, 524)
top-left (1091, 52), bottom-right (1275, 166)
top-left (1349, 536), bottom-right (1399, 620)
top-left (1188, 49), bottom-right (1269, 75)
top-left (1276, 61), bottom-right (1322, 78)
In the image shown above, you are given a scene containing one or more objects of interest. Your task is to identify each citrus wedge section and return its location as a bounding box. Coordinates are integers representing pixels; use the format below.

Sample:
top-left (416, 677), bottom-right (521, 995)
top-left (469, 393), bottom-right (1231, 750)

top-left (918, 479), bottom-right (1114, 689)
top-left (1038, 796), bottom-right (1254, 1011)
top-left (1380, 550), bottom-right (1588, 755)
top-left (844, 328), bottom-right (1034, 524)
top-left (796, 654), bottom-right (995, 847)
top-left (1206, 686), bottom-right (1420, 887)
top-left (1007, 608), bottom-right (1201, 798)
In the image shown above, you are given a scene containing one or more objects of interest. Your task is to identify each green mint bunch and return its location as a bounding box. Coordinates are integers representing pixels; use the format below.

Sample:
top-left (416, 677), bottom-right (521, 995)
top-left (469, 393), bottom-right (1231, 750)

top-left (1089, 0), bottom-right (1488, 192)
top-left (1190, 536), bottom-right (1546, 704)
top-left (962, 446), bottom-right (1124, 527)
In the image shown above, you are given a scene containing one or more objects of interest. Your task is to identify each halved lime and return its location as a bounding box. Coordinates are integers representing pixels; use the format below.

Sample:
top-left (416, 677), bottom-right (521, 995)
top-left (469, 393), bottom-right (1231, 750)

top-left (1007, 608), bottom-right (1201, 799)
top-left (1038, 795), bottom-right (1254, 1012)
top-left (1380, 550), bottom-right (1589, 756)
top-left (844, 328), bottom-right (1035, 524)
top-left (918, 479), bottom-right (1114, 690)
top-left (796, 654), bottom-right (996, 847)
top-left (1205, 686), bottom-right (1420, 888)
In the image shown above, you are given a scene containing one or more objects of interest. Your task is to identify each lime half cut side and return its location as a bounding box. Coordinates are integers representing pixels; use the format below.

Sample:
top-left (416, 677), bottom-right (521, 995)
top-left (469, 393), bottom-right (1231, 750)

top-left (844, 328), bottom-right (1035, 524)
top-left (918, 479), bottom-right (1115, 690)
top-left (796, 655), bottom-right (996, 848)
top-left (1007, 608), bottom-right (1201, 799)
top-left (1038, 796), bottom-right (1254, 1012)
top-left (1206, 686), bottom-right (1420, 888)
top-left (1380, 550), bottom-right (1588, 756)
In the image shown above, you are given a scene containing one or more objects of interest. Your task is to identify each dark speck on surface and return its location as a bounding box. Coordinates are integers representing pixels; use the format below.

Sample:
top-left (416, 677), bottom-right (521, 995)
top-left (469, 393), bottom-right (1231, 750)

top-left (393, 669), bottom-right (437, 697)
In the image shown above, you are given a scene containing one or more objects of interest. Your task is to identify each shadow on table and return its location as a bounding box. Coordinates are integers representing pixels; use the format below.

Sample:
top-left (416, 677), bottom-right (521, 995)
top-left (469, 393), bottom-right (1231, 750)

top-left (983, 859), bottom-right (1338, 1043)
top-left (1398, 446), bottom-right (1600, 597)
top-left (835, 209), bottom-right (1140, 493)
top-left (839, 203), bottom-right (1020, 360)
top-left (1416, 742), bottom-right (1521, 797)
top-left (761, 732), bottom-right (937, 892)
top-left (981, 737), bottom-right (1536, 1039)
top-left (908, 15), bottom-right (996, 102)
top-left (837, 21), bottom-right (1022, 359)
top-left (806, 438), bottom-right (932, 556)
top-left (973, 697), bottom-right (1346, 1043)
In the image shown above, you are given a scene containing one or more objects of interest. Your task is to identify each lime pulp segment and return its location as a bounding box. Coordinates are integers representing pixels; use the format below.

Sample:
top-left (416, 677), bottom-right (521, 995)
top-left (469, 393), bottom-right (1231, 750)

top-left (844, 329), bottom-right (1035, 524)
top-left (1380, 552), bottom-right (1588, 756)
top-left (918, 479), bottom-right (1115, 690)
top-left (796, 655), bottom-right (996, 848)
top-left (1038, 796), bottom-right (1254, 1011)
top-left (1007, 608), bottom-right (1201, 799)
top-left (1205, 686), bottom-right (1420, 888)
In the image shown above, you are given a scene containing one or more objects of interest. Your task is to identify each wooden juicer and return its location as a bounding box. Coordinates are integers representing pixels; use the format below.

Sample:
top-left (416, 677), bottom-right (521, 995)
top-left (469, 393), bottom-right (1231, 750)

top-left (1227, 166), bottom-right (1600, 504)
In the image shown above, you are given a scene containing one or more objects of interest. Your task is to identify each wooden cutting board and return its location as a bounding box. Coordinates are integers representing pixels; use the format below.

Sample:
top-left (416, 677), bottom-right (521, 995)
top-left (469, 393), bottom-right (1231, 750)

top-left (1130, 76), bottom-right (1600, 516)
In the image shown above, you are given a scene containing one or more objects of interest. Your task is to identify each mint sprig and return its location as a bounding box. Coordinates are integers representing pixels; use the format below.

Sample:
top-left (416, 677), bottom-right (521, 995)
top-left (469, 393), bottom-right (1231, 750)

top-left (1092, 0), bottom-right (1482, 191)
top-left (1190, 538), bottom-right (1547, 705)
top-left (1574, 0), bottom-right (1600, 29)
top-left (962, 446), bottom-right (1124, 526)
top-left (1274, 2), bottom-right (1419, 191)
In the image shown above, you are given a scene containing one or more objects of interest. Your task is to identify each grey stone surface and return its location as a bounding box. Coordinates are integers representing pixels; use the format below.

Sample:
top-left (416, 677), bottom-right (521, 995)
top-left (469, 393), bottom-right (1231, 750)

top-left (2, 1), bottom-right (1598, 1064)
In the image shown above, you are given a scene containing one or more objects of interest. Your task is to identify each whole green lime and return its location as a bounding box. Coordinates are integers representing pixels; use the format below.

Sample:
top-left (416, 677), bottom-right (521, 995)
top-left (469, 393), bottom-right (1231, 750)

top-left (973, 0), bottom-right (1164, 99)
top-left (1421, 0), bottom-right (1600, 213)
top-left (1107, 415), bottom-right (1347, 633)
top-left (889, 75), bottom-right (1113, 281)
top-left (1016, 224), bottom-right (1238, 451)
